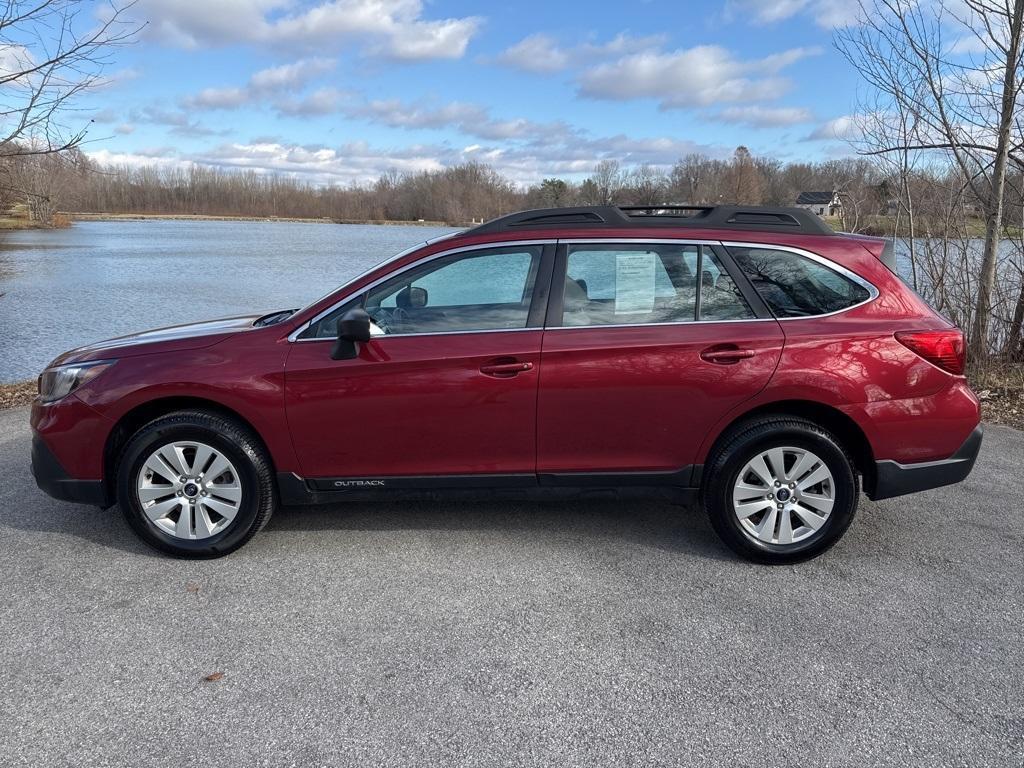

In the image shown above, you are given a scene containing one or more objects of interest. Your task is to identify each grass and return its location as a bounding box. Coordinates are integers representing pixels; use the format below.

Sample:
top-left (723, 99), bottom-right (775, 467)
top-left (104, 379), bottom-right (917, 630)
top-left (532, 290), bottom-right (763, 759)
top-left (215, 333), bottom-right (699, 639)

top-left (0, 205), bottom-right (71, 230)
top-left (0, 216), bottom-right (44, 230)
top-left (823, 214), bottom-right (1024, 239)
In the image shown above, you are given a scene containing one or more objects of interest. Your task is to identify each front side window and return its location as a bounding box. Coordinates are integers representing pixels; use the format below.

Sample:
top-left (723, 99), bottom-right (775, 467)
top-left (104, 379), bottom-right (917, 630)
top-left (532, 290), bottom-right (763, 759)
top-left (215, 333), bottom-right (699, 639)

top-left (558, 244), bottom-right (753, 327)
top-left (302, 245), bottom-right (542, 338)
top-left (729, 246), bottom-right (871, 318)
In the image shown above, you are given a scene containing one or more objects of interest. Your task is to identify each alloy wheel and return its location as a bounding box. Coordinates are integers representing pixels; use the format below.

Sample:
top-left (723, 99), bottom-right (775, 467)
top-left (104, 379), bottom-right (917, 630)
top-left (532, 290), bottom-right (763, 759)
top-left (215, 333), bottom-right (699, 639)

top-left (731, 446), bottom-right (835, 546)
top-left (136, 441), bottom-right (242, 540)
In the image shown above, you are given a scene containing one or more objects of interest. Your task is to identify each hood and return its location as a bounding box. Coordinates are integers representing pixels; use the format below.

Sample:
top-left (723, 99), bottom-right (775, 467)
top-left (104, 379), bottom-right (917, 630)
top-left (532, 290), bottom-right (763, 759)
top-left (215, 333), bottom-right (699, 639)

top-left (48, 314), bottom-right (263, 367)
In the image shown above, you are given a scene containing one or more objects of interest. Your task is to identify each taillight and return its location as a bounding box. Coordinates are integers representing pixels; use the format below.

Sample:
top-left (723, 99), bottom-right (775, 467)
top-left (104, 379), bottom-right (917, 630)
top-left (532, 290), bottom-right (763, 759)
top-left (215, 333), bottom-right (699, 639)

top-left (895, 330), bottom-right (966, 375)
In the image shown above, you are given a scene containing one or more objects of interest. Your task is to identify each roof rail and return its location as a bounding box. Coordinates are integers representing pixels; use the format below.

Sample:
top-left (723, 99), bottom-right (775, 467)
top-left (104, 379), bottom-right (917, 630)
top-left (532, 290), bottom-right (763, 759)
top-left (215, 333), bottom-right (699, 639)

top-left (465, 204), bottom-right (835, 236)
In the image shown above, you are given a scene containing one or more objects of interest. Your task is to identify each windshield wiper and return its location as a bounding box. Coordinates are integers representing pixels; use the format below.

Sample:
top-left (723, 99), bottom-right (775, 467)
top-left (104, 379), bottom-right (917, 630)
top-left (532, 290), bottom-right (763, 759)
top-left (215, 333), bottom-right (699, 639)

top-left (254, 309), bottom-right (297, 327)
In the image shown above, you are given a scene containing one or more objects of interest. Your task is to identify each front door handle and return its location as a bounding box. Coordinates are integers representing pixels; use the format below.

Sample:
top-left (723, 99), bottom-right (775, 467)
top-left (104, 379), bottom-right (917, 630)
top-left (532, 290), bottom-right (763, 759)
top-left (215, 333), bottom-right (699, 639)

top-left (480, 360), bottom-right (534, 377)
top-left (700, 345), bottom-right (756, 365)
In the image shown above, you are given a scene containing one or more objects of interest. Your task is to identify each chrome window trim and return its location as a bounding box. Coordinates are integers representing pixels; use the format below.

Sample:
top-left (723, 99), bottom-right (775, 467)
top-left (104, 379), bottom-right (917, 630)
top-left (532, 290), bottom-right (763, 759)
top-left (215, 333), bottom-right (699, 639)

top-left (289, 237), bottom-right (879, 342)
top-left (545, 317), bottom-right (779, 332)
top-left (288, 239), bottom-right (556, 342)
top-left (721, 241), bottom-right (879, 320)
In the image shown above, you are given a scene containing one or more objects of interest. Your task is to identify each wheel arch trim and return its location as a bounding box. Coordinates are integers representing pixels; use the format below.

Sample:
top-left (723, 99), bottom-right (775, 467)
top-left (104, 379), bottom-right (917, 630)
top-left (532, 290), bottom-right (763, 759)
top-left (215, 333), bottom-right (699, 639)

top-left (696, 398), bottom-right (876, 489)
top-left (102, 395), bottom-right (279, 502)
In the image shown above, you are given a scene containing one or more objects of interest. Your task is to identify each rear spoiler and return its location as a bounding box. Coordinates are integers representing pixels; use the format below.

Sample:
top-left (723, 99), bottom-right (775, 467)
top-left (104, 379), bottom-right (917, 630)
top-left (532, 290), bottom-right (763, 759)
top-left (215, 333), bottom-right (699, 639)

top-left (845, 233), bottom-right (898, 273)
top-left (878, 239), bottom-right (898, 272)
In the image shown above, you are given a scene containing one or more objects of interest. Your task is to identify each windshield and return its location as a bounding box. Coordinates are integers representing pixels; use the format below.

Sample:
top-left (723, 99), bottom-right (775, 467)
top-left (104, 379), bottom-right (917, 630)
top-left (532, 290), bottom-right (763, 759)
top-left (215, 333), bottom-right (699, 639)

top-left (291, 232), bottom-right (462, 318)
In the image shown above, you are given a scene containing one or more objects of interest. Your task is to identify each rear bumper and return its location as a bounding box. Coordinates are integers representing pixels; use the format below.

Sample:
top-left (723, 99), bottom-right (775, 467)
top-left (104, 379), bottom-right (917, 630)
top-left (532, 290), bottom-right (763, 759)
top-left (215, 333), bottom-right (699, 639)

top-left (868, 425), bottom-right (982, 501)
top-left (31, 434), bottom-right (111, 507)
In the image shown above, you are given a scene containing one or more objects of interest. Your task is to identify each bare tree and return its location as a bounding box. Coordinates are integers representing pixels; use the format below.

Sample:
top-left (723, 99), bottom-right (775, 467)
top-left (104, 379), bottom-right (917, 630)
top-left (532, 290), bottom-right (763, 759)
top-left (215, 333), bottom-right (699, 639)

top-left (723, 146), bottom-right (765, 204)
top-left (588, 160), bottom-right (622, 205)
top-left (624, 164), bottom-right (667, 206)
top-left (837, 0), bottom-right (1024, 359)
top-left (0, 1), bottom-right (138, 157)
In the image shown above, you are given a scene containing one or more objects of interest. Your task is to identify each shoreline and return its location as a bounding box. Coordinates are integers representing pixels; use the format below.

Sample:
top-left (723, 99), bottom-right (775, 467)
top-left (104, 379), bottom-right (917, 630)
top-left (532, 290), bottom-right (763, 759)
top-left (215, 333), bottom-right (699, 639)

top-left (68, 212), bottom-right (455, 227)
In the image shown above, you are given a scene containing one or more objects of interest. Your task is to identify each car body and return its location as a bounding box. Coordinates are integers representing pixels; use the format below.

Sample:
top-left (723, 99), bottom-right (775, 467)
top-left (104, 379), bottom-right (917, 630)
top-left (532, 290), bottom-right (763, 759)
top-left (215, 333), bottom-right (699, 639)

top-left (31, 205), bottom-right (982, 561)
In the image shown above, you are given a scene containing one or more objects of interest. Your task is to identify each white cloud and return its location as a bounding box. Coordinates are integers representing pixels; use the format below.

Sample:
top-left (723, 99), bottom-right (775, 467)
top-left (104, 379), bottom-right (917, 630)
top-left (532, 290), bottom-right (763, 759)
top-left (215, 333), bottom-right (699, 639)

top-left (494, 34), bottom-right (570, 73)
top-left (135, 0), bottom-right (480, 60)
top-left (341, 97), bottom-right (577, 143)
top-left (193, 140), bottom-right (449, 183)
top-left (130, 105), bottom-right (226, 137)
top-left (807, 115), bottom-right (859, 140)
top-left (87, 148), bottom-right (193, 170)
top-left (724, 0), bottom-right (860, 28)
top-left (184, 58), bottom-right (336, 110)
top-left (134, 0), bottom-right (281, 48)
top-left (0, 43), bottom-right (33, 80)
top-left (187, 87), bottom-right (251, 110)
top-left (577, 45), bottom-right (820, 108)
top-left (92, 108), bottom-right (119, 123)
top-left (86, 129), bottom-right (728, 187)
top-left (711, 105), bottom-right (814, 127)
top-left (249, 58), bottom-right (336, 90)
top-left (493, 32), bottom-right (667, 74)
top-left (275, 87), bottom-right (349, 116)
top-left (947, 35), bottom-right (987, 55)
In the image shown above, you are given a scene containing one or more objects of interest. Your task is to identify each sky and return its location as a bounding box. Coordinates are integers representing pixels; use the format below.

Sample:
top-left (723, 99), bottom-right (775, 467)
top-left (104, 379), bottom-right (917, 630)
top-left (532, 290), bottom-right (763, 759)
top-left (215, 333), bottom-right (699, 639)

top-left (77, 0), bottom-right (870, 187)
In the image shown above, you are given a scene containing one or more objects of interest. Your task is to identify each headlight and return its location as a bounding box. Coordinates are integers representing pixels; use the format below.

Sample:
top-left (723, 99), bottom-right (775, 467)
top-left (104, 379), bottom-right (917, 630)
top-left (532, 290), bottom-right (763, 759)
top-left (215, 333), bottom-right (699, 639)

top-left (37, 360), bottom-right (116, 403)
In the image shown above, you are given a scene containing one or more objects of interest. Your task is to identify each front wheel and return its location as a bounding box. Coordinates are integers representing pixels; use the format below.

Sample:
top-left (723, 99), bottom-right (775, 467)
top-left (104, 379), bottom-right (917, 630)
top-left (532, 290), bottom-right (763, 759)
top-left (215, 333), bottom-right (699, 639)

top-left (116, 410), bottom-right (276, 558)
top-left (703, 417), bottom-right (859, 564)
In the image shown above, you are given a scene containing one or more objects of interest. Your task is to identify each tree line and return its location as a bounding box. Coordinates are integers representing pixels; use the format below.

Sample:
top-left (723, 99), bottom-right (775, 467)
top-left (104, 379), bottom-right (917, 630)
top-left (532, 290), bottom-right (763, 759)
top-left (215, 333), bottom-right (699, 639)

top-left (0, 148), bottom-right (909, 226)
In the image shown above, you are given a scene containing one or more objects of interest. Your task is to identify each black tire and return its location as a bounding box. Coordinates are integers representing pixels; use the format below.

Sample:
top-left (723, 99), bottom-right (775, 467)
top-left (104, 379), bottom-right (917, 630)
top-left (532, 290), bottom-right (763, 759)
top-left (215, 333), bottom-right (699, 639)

top-left (116, 410), bottom-right (275, 558)
top-left (703, 417), bottom-right (858, 564)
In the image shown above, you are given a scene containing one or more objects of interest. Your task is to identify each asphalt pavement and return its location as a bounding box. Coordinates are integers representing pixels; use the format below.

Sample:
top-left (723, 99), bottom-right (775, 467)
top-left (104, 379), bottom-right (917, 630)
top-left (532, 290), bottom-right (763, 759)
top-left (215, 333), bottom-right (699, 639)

top-left (1, 406), bottom-right (1021, 767)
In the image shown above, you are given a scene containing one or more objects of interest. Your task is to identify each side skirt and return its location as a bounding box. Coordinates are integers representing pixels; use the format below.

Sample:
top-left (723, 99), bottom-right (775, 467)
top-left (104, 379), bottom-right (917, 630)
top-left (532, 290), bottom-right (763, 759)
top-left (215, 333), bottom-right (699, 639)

top-left (276, 467), bottom-right (702, 506)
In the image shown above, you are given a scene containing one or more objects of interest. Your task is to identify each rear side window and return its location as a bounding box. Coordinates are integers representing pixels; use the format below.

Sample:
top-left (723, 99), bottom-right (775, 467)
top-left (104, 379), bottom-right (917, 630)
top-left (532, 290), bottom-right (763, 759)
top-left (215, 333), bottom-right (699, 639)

top-left (728, 246), bottom-right (871, 318)
top-left (559, 244), bottom-right (754, 327)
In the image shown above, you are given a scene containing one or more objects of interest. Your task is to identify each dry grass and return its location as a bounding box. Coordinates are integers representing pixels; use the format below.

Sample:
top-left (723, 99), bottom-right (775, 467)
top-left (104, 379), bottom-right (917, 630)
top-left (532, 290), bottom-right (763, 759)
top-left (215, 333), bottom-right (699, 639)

top-left (0, 381), bottom-right (36, 409)
top-left (970, 364), bottom-right (1024, 430)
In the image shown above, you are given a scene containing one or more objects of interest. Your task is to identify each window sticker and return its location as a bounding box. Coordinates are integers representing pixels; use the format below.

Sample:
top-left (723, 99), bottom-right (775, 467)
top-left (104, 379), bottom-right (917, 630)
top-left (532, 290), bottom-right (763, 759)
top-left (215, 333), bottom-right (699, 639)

top-left (615, 252), bottom-right (657, 314)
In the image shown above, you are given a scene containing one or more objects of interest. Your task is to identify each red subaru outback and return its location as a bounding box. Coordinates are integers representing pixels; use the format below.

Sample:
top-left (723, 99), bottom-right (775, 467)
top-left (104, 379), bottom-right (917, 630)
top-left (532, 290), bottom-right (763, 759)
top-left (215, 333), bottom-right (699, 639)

top-left (30, 206), bottom-right (981, 562)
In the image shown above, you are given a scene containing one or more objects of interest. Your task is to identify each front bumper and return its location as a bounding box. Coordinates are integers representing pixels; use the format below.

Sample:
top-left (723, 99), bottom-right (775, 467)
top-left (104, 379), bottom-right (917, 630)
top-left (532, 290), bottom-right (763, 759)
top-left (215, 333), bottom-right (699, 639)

top-left (867, 425), bottom-right (983, 501)
top-left (31, 434), bottom-right (111, 507)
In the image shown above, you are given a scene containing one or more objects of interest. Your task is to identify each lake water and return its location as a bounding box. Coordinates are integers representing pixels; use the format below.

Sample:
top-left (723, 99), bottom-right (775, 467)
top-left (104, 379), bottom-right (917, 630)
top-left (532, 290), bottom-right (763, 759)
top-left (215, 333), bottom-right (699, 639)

top-left (0, 220), bottom-right (458, 382)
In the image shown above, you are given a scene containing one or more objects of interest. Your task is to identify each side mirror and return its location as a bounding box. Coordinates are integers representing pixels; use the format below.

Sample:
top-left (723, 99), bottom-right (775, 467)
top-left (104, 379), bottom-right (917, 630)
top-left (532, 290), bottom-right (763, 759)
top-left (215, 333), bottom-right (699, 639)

top-left (331, 307), bottom-right (372, 360)
top-left (397, 285), bottom-right (428, 309)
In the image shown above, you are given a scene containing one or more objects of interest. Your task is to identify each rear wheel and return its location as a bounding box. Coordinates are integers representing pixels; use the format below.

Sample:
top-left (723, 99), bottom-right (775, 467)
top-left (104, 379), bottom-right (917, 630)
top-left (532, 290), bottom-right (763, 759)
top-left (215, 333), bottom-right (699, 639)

top-left (703, 417), bottom-right (858, 563)
top-left (116, 410), bottom-right (275, 558)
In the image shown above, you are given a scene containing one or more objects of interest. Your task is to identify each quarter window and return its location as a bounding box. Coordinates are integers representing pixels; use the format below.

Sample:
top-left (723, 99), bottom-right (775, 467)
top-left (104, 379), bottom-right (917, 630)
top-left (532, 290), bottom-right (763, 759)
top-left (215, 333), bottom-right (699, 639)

top-left (728, 246), bottom-right (871, 318)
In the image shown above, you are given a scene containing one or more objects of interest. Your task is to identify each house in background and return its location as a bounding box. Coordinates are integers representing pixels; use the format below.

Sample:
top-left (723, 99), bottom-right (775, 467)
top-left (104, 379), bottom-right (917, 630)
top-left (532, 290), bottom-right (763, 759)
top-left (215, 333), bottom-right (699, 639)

top-left (795, 190), bottom-right (843, 217)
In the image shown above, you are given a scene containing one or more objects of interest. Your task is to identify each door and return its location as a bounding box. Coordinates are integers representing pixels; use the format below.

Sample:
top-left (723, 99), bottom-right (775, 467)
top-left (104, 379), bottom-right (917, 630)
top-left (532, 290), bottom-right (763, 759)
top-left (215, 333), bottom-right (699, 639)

top-left (536, 241), bottom-right (784, 478)
top-left (285, 243), bottom-right (553, 480)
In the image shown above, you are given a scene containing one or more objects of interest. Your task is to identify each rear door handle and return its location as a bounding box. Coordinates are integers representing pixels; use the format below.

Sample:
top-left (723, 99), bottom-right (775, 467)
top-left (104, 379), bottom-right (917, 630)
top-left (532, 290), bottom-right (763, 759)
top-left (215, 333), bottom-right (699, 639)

top-left (480, 360), bottom-right (534, 377)
top-left (700, 346), bottom-right (756, 365)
